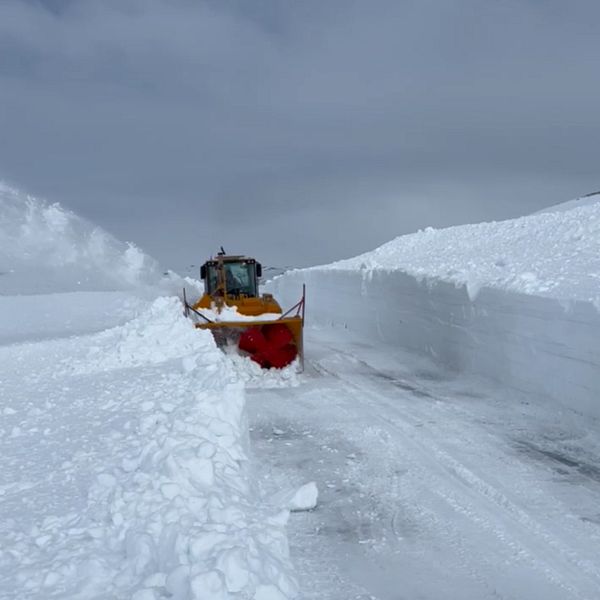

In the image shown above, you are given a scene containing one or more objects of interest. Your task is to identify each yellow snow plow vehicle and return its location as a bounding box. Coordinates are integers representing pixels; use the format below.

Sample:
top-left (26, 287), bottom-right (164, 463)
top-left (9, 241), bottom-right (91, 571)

top-left (183, 250), bottom-right (305, 369)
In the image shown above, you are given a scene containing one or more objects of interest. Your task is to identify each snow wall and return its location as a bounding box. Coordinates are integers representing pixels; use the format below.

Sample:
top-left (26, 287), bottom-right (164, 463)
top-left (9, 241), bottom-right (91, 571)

top-left (270, 208), bottom-right (600, 421)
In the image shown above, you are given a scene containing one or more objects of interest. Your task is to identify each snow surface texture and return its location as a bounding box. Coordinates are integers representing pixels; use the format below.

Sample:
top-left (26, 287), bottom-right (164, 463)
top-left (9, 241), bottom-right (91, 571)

top-left (271, 483), bottom-right (319, 513)
top-left (0, 184), bottom-right (301, 599)
top-left (319, 196), bottom-right (600, 305)
top-left (224, 352), bottom-right (301, 390)
top-left (0, 182), bottom-right (180, 295)
top-left (270, 196), bottom-right (600, 420)
top-left (248, 326), bottom-right (600, 599)
top-left (0, 297), bottom-right (298, 600)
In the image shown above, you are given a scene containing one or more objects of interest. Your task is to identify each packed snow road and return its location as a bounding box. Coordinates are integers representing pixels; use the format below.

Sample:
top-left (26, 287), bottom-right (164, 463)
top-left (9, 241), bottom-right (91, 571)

top-left (248, 326), bottom-right (600, 600)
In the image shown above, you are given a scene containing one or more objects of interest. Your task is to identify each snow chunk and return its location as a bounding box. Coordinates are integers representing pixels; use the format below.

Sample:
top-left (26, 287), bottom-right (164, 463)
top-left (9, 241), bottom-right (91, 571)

top-left (288, 482), bottom-right (319, 512)
top-left (226, 352), bottom-right (301, 389)
top-left (272, 482), bottom-right (319, 512)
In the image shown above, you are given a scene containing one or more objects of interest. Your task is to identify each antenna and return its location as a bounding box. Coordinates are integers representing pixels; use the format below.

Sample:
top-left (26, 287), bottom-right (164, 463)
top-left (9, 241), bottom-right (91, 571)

top-left (218, 246), bottom-right (226, 256)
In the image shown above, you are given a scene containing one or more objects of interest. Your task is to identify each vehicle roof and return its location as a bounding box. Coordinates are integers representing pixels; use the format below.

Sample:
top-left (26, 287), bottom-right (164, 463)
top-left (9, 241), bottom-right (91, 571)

top-left (204, 255), bottom-right (255, 264)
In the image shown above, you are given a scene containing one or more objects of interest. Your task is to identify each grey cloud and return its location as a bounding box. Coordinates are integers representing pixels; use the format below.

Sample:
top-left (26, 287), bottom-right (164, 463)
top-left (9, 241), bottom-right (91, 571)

top-left (1, 0), bottom-right (599, 269)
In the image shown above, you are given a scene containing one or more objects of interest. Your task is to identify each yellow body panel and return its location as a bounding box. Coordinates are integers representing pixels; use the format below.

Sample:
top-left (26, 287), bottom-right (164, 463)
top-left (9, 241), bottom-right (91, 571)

top-left (192, 293), bottom-right (282, 316)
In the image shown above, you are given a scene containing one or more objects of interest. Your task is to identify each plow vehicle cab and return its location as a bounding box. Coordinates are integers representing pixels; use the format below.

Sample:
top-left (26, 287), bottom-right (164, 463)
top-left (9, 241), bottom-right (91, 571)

top-left (183, 251), bottom-right (304, 369)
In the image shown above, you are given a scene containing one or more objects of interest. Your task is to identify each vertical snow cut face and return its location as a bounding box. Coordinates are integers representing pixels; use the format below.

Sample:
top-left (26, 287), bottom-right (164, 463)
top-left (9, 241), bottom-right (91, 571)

top-left (0, 297), bottom-right (298, 599)
top-left (0, 182), bottom-right (164, 294)
top-left (270, 195), bottom-right (600, 421)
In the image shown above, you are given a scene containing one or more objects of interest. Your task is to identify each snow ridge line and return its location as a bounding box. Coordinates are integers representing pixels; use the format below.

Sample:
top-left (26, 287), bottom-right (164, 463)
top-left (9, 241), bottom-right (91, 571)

top-left (315, 200), bottom-right (600, 305)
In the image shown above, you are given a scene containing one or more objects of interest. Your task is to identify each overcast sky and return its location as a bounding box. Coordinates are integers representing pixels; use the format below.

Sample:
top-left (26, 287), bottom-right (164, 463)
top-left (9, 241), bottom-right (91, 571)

top-left (1, 0), bottom-right (599, 270)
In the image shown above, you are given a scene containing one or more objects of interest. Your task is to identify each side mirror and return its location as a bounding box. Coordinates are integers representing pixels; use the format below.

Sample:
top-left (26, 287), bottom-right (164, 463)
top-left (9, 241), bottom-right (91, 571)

top-left (200, 265), bottom-right (206, 280)
top-left (256, 263), bottom-right (262, 278)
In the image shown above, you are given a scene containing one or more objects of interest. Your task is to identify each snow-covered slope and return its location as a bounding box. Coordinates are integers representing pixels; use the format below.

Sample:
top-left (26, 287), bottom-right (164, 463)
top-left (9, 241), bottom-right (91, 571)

top-left (0, 182), bottom-right (170, 295)
top-left (535, 190), bottom-right (600, 215)
top-left (0, 183), bottom-right (300, 599)
top-left (271, 196), bottom-right (600, 420)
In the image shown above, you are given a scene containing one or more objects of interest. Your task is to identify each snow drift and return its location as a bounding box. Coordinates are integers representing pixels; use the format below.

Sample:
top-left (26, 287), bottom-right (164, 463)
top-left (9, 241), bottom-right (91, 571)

top-left (271, 196), bottom-right (600, 420)
top-left (0, 183), bottom-right (300, 599)
top-left (0, 298), bottom-right (298, 599)
top-left (0, 182), bottom-right (168, 294)
top-left (320, 199), bottom-right (600, 305)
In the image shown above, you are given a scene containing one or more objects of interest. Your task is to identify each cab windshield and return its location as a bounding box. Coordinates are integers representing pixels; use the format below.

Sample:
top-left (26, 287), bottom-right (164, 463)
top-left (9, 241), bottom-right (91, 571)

top-left (207, 261), bottom-right (257, 297)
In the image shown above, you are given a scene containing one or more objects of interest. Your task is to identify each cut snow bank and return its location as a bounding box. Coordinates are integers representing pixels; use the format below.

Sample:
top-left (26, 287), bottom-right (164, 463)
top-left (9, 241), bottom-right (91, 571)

top-left (0, 298), bottom-right (298, 599)
top-left (0, 182), bottom-right (180, 295)
top-left (271, 197), bottom-right (600, 420)
top-left (318, 198), bottom-right (600, 305)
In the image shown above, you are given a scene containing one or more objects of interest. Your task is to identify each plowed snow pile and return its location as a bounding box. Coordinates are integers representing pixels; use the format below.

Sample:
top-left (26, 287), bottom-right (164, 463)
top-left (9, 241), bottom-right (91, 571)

top-left (319, 197), bottom-right (600, 303)
top-left (0, 183), bottom-right (299, 599)
top-left (0, 298), bottom-right (297, 599)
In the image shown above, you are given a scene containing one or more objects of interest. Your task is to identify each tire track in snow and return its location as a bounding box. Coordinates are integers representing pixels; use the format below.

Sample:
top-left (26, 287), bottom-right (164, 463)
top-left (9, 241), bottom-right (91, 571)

top-left (308, 359), bottom-right (513, 598)
top-left (308, 344), bottom-right (600, 600)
